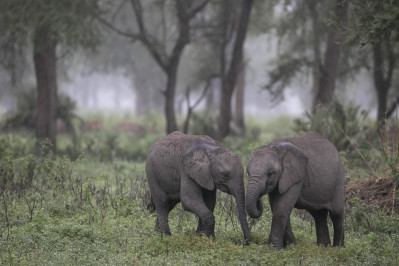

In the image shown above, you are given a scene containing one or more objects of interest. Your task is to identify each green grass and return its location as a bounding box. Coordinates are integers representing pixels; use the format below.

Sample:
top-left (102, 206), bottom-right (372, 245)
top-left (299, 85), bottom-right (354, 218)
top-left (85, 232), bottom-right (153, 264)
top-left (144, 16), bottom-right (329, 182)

top-left (1, 113), bottom-right (399, 265)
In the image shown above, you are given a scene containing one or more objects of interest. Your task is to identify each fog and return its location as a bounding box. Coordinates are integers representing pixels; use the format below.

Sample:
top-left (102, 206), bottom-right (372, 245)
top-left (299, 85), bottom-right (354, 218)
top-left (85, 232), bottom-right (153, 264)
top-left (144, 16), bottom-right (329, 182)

top-left (53, 33), bottom-right (376, 120)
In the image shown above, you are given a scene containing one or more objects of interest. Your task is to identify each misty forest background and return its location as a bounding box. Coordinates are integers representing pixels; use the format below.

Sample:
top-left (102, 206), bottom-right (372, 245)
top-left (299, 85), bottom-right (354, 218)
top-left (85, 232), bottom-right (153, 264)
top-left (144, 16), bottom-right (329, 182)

top-left (1, 0), bottom-right (399, 265)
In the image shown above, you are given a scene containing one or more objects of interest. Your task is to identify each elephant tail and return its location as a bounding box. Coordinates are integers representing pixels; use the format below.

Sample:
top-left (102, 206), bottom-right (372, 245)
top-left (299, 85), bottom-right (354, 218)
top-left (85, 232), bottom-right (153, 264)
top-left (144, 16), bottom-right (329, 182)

top-left (146, 191), bottom-right (156, 213)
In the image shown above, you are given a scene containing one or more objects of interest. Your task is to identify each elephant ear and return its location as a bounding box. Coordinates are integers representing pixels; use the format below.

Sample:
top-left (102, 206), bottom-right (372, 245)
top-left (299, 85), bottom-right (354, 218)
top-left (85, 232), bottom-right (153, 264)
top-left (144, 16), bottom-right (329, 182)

top-left (181, 144), bottom-right (216, 191)
top-left (276, 142), bottom-right (308, 194)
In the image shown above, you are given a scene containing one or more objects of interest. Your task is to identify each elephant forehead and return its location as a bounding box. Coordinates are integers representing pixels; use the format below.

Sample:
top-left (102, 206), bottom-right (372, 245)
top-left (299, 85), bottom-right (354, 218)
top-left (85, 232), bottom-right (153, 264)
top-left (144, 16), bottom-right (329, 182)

top-left (249, 150), bottom-right (277, 163)
top-left (248, 153), bottom-right (280, 171)
top-left (211, 152), bottom-right (242, 171)
top-left (215, 151), bottom-right (240, 163)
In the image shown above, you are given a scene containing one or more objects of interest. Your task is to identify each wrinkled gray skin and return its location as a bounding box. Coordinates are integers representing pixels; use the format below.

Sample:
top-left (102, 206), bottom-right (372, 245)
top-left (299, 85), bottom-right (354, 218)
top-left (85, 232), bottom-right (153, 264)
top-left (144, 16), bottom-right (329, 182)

top-left (146, 131), bottom-right (251, 243)
top-left (246, 132), bottom-right (345, 250)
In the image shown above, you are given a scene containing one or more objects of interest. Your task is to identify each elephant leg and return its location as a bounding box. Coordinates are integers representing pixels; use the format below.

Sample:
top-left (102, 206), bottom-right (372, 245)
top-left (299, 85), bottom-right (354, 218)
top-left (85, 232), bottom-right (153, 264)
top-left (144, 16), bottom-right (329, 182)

top-left (283, 217), bottom-right (296, 247)
top-left (196, 189), bottom-right (217, 235)
top-left (330, 211), bottom-right (345, 247)
top-left (181, 177), bottom-right (215, 238)
top-left (155, 199), bottom-right (178, 235)
top-left (147, 174), bottom-right (174, 235)
top-left (268, 183), bottom-right (301, 250)
top-left (309, 209), bottom-right (331, 246)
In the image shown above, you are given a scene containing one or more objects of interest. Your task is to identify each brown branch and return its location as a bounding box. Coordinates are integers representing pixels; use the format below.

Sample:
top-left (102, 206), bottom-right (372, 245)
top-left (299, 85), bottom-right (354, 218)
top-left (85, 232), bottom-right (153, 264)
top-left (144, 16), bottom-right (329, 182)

top-left (95, 13), bottom-right (138, 39)
top-left (385, 96), bottom-right (399, 121)
top-left (183, 78), bottom-right (212, 133)
top-left (130, 0), bottom-right (168, 71)
top-left (188, 0), bottom-right (210, 18)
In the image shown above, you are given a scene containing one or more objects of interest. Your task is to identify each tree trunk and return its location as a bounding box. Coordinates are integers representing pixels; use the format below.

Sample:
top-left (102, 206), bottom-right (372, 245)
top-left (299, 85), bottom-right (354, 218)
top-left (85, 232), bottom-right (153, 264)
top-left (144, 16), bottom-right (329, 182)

top-left (234, 55), bottom-right (245, 134)
top-left (127, 0), bottom-right (209, 134)
top-left (33, 26), bottom-right (57, 153)
top-left (162, 0), bottom-right (193, 134)
top-left (312, 0), bottom-right (348, 109)
top-left (165, 66), bottom-right (178, 133)
top-left (373, 41), bottom-right (393, 125)
top-left (217, 0), bottom-right (253, 141)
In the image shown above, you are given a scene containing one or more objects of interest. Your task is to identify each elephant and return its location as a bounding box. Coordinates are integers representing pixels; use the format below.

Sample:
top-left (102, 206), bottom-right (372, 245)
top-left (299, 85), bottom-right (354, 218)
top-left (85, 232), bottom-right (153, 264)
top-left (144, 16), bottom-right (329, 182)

top-left (145, 131), bottom-right (251, 243)
top-left (245, 132), bottom-right (345, 250)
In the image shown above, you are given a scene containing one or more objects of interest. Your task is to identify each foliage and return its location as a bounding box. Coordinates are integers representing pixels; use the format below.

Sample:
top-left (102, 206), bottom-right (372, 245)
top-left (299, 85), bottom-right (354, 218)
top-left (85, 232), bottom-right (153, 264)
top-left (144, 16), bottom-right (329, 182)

top-left (1, 136), bottom-right (399, 264)
top-left (187, 110), bottom-right (218, 137)
top-left (3, 87), bottom-right (82, 137)
top-left (347, 0), bottom-right (399, 45)
top-left (379, 121), bottom-right (399, 185)
top-left (293, 101), bottom-right (379, 167)
top-left (0, 0), bottom-right (102, 50)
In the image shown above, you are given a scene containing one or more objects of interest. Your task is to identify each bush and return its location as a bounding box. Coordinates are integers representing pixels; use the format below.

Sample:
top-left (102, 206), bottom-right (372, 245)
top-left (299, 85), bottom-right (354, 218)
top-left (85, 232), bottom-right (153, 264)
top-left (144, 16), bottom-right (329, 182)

top-left (293, 101), bottom-right (379, 167)
top-left (3, 87), bottom-right (81, 136)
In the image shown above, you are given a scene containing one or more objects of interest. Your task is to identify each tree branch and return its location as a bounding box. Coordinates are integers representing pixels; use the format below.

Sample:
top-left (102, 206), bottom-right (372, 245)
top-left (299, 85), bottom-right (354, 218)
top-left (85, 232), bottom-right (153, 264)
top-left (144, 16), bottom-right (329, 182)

top-left (188, 0), bottom-right (210, 18)
top-left (95, 13), bottom-right (138, 39)
top-left (130, 0), bottom-right (168, 71)
top-left (183, 78), bottom-right (212, 133)
top-left (385, 96), bottom-right (399, 121)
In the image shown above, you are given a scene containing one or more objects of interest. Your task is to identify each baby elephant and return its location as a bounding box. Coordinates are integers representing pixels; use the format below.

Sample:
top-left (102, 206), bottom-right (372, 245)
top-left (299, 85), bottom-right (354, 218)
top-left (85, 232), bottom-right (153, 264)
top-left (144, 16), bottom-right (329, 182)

top-left (245, 132), bottom-right (345, 250)
top-left (146, 131), bottom-right (251, 243)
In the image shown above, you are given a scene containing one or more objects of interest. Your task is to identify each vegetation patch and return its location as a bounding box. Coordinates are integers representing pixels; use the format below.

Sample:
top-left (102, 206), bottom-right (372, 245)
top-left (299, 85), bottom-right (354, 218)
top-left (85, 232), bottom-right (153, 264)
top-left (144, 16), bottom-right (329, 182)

top-left (346, 177), bottom-right (399, 214)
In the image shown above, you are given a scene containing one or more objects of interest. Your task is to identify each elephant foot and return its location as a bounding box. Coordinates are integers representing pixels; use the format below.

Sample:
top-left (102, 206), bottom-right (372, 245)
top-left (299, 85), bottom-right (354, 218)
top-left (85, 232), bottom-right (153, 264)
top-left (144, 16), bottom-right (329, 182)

top-left (317, 241), bottom-right (331, 247)
top-left (156, 217), bottom-right (171, 235)
top-left (283, 238), bottom-right (296, 248)
top-left (196, 212), bottom-right (215, 238)
top-left (269, 234), bottom-right (283, 250)
top-left (196, 228), bottom-right (215, 239)
top-left (283, 233), bottom-right (296, 247)
top-left (156, 225), bottom-right (171, 235)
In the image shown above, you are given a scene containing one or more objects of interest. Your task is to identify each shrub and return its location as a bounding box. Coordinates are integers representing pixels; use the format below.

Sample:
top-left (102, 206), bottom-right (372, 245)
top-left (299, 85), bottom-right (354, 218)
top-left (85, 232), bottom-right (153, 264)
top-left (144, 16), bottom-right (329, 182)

top-left (293, 101), bottom-right (378, 167)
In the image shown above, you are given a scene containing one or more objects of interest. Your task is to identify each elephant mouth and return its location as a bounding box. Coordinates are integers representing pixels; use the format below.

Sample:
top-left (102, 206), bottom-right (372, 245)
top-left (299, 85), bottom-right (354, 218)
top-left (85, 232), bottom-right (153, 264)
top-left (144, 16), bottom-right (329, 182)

top-left (264, 186), bottom-right (273, 195)
top-left (256, 198), bottom-right (263, 214)
top-left (216, 183), bottom-right (230, 194)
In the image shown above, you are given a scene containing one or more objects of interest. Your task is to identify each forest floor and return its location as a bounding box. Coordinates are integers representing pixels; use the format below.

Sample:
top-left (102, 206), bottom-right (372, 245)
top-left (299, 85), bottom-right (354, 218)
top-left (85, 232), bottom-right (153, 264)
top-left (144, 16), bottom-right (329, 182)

top-left (346, 177), bottom-right (399, 214)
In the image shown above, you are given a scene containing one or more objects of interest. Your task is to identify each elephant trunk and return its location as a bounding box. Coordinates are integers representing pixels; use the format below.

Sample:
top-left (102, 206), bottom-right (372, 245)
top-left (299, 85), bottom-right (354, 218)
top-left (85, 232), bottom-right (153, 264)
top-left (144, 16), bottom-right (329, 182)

top-left (245, 178), bottom-right (264, 218)
top-left (231, 185), bottom-right (251, 244)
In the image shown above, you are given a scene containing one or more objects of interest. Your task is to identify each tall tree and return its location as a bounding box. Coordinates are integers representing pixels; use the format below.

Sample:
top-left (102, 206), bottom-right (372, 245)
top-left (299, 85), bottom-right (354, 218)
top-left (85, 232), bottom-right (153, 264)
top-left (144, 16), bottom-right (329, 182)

top-left (216, 0), bottom-right (253, 140)
top-left (0, 0), bottom-right (102, 152)
top-left (33, 24), bottom-right (58, 150)
top-left (313, 0), bottom-right (348, 109)
top-left (234, 55), bottom-right (246, 134)
top-left (373, 40), bottom-right (396, 124)
top-left (265, 0), bottom-right (349, 111)
top-left (349, 0), bottom-right (399, 125)
top-left (100, 0), bottom-right (209, 134)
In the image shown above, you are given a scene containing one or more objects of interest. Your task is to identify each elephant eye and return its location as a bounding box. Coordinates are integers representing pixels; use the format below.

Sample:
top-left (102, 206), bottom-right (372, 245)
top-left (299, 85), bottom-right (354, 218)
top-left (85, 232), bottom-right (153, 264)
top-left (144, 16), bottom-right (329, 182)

top-left (267, 170), bottom-right (275, 177)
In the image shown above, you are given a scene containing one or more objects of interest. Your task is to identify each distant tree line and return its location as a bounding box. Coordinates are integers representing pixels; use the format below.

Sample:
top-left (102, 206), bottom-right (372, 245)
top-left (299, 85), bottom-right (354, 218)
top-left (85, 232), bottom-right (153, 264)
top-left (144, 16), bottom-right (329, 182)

top-left (0, 0), bottom-right (398, 152)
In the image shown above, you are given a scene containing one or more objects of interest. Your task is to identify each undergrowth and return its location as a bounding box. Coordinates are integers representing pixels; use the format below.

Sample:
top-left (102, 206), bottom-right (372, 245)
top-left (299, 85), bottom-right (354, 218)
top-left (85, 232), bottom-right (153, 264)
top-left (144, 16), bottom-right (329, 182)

top-left (1, 112), bottom-right (399, 265)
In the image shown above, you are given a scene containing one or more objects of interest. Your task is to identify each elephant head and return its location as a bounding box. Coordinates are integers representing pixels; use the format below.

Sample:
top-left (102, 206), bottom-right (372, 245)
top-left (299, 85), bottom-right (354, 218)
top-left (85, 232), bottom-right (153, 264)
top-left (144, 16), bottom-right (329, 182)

top-left (245, 141), bottom-right (308, 218)
top-left (181, 139), bottom-right (251, 242)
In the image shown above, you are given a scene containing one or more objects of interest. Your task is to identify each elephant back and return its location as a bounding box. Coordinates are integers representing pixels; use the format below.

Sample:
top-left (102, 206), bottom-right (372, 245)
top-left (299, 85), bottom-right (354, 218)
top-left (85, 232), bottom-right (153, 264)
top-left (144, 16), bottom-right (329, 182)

top-left (146, 132), bottom-right (220, 193)
top-left (291, 132), bottom-right (344, 206)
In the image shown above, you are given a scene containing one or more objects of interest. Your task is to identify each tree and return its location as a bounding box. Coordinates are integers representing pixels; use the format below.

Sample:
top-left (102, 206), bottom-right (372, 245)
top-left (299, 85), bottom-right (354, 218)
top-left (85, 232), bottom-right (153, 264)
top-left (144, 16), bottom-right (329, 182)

top-left (313, 0), bottom-right (348, 109)
top-left (234, 55), bottom-right (246, 134)
top-left (187, 0), bottom-right (253, 140)
top-left (348, 0), bottom-right (399, 125)
top-left (33, 24), bottom-right (58, 151)
top-left (216, 0), bottom-right (253, 140)
top-left (373, 40), bottom-right (397, 124)
top-left (265, 0), bottom-right (349, 111)
top-left (100, 0), bottom-right (209, 134)
top-left (0, 0), bottom-right (102, 152)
